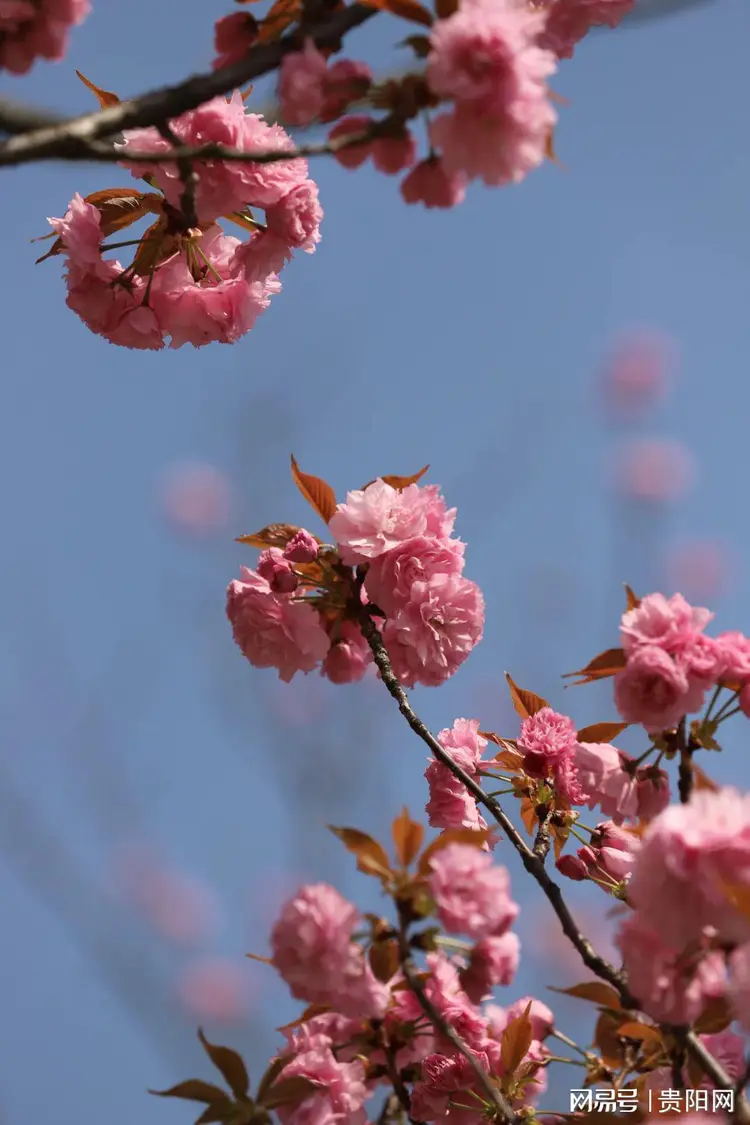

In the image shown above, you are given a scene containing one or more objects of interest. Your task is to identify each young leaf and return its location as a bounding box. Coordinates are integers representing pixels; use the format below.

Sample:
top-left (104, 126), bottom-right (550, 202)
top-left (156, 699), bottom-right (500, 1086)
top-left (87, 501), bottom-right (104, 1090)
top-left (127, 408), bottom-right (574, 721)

top-left (246, 952), bottom-right (274, 965)
top-left (75, 69), bottom-right (121, 107)
top-left (693, 995), bottom-right (733, 1035)
top-left (563, 649), bottom-right (627, 686)
top-left (257, 0), bottom-right (301, 43)
top-left (435, 0), bottom-right (458, 15)
top-left (263, 1075), bottom-right (319, 1109)
top-left (400, 34), bottom-right (431, 58)
top-left (235, 523), bottom-right (308, 550)
top-left (505, 673), bottom-right (549, 720)
top-left (576, 721), bottom-right (629, 744)
top-left (290, 455), bottom-right (337, 525)
top-left (380, 465), bottom-right (430, 489)
top-left (149, 1080), bottom-right (232, 1104)
top-left (328, 826), bottom-right (393, 879)
top-left (275, 1004), bottom-right (330, 1033)
top-left (392, 806), bottom-right (424, 867)
top-left (500, 1003), bottom-right (533, 1077)
top-left (550, 982), bottom-right (622, 1009)
top-left (721, 881), bottom-right (750, 923)
top-left (692, 763), bottom-right (719, 792)
top-left (369, 937), bottom-right (400, 983)
top-left (624, 584), bottom-right (641, 610)
top-left (518, 795), bottom-right (538, 837)
top-left (417, 828), bottom-right (492, 875)
top-left (197, 1030), bottom-right (250, 1099)
top-left (359, 0), bottom-right (434, 24)
top-left (256, 1054), bottom-right (293, 1103)
top-left (616, 1021), bottom-right (661, 1043)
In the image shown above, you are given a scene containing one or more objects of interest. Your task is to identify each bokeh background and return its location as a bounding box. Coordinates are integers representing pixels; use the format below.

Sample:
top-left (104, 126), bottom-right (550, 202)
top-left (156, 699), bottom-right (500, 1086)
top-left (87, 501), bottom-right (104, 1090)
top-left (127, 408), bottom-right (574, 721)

top-left (1, 0), bottom-right (748, 1120)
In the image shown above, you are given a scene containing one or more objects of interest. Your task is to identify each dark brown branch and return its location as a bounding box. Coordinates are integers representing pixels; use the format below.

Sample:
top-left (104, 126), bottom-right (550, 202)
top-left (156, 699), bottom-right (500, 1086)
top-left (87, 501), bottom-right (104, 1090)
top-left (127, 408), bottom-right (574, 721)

top-left (0, 3), bottom-right (375, 168)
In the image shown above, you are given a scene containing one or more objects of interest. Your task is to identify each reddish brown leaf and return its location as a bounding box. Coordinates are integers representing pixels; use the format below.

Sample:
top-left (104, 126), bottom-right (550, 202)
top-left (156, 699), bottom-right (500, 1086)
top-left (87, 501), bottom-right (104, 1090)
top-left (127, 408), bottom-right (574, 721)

top-left (518, 795), bottom-right (538, 837)
top-left (400, 33), bottom-right (431, 57)
top-left (290, 455), bottom-right (337, 525)
top-left (256, 1053), bottom-right (293, 1103)
top-left (505, 673), bottom-right (549, 720)
top-left (76, 69), bottom-right (121, 107)
top-left (198, 1029), bottom-right (250, 1099)
top-left (417, 828), bottom-right (492, 875)
top-left (616, 1021), bottom-right (662, 1044)
top-left (235, 523), bottom-right (310, 550)
top-left (257, 0), bottom-right (301, 42)
top-left (594, 1010), bottom-right (627, 1068)
top-left (721, 881), bottom-right (750, 922)
top-left (694, 995), bottom-right (733, 1035)
top-left (551, 981), bottom-right (622, 1009)
top-left (129, 221), bottom-right (179, 278)
top-left (576, 721), bottom-right (629, 744)
top-left (435, 0), bottom-right (458, 15)
top-left (392, 807), bottom-right (424, 867)
top-left (263, 1076), bottom-right (320, 1109)
top-left (692, 763), bottom-right (719, 792)
top-left (149, 1080), bottom-right (232, 1104)
top-left (369, 938), bottom-right (400, 982)
top-left (359, 0), bottom-right (433, 24)
top-left (500, 1003), bottom-right (533, 1076)
top-left (563, 648), bottom-right (627, 685)
top-left (246, 951), bottom-right (274, 964)
top-left (328, 826), bottom-right (393, 880)
top-left (241, 84), bottom-right (256, 101)
top-left (381, 465), bottom-right (430, 489)
top-left (275, 1005), bottom-right (330, 1033)
top-left (88, 187), bottom-right (162, 237)
top-left (551, 821), bottom-right (571, 861)
top-left (624, 584), bottom-right (641, 610)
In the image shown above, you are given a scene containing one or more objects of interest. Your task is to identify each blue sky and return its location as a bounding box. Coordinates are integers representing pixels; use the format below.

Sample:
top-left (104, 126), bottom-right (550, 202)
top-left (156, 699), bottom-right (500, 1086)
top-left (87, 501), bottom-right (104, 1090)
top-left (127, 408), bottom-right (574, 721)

top-left (0, 0), bottom-right (748, 1120)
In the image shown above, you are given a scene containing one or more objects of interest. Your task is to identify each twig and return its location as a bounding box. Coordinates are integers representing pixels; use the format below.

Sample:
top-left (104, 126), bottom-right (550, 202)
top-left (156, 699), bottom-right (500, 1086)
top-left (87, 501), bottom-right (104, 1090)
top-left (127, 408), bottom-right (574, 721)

top-left (0, 3), bottom-right (376, 168)
top-left (533, 807), bottom-right (552, 861)
top-left (157, 123), bottom-right (198, 229)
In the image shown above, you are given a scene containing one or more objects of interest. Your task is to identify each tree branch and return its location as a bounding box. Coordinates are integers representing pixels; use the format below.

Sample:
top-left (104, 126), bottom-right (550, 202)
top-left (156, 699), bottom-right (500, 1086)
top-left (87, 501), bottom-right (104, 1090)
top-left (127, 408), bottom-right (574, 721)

top-left (0, 3), bottom-right (376, 168)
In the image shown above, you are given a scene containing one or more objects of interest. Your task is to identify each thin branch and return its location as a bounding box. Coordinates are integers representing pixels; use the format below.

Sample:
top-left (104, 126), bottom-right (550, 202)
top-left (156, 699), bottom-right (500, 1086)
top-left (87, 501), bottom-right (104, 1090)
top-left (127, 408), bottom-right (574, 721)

top-left (0, 3), bottom-right (376, 168)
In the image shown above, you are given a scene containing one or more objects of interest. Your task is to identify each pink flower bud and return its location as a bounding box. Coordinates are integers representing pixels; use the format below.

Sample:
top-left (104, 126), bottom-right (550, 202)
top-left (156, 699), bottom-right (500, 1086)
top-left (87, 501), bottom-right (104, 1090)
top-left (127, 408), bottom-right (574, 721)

top-left (257, 547), bottom-right (298, 593)
top-left (283, 528), bottom-right (319, 563)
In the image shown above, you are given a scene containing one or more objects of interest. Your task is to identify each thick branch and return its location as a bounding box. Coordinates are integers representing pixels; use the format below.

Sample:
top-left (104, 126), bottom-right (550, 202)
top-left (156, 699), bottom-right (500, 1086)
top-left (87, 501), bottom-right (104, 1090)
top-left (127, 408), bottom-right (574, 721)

top-left (0, 3), bottom-right (375, 168)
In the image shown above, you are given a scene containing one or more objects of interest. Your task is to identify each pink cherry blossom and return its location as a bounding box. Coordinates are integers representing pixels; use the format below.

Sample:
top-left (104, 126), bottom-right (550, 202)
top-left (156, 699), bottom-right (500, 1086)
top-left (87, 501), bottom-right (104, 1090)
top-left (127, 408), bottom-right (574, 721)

top-left (257, 548), bottom-right (298, 593)
top-left (616, 438), bottom-right (695, 504)
top-left (330, 480), bottom-right (456, 565)
top-left (517, 707), bottom-right (588, 803)
top-left (321, 620), bottom-right (372, 684)
top-left (628, 787), bottom-right (750, 948)
top-left (278, 40), bottom-right (329, 126)
top-left (381, 572), bottom-right (484, 687)
top-left (364, 536), bottom-right (465, 613)
top-left (212, 11), bottom-right (257, 70)
top-left (0, 0), bottom-right (89, 74)
top-left (635, 764), bottom-right (671, 821)
top-left (275, 1047), bottom-right (368, 1125)
top-left (620, 592), bottom-right (713, 656)
top-left (599, 330), bottom-right (674, 421)
top-left (424, 717), bottom-right (490, 834)
top-left (177, 957), bottom-right (253, 1023)
top-left (226, 565), bottom-right (330, 682)
top-left (283, 529), bottom-right (319, 563)
top-left (716, 631), bottom-right (750, 684)
top-left (539, 0), bottom-right (634, 60)
top-left (428, 843), bottom-right (518, 938)
top-left (459, 932), bottom-right (520, 1002)
top-left (616, 915), bottom-right (726, 1024)
top-left (614, 644), bottom-right (706, 731)
top-left (411, 1052), bottom-right (491, 1125)
top-left (328, 115), bottom-right (375, 169)
top-left (119, 93), bottom-right (309, 221)
top-left (160, 461), bottom-right (230, 537)
top-left (371, 131), bottom-right (418, 175)
top-left (574, 741), bottom-right (638, 823)
top-left (401, 158), bottom-right (468, 208)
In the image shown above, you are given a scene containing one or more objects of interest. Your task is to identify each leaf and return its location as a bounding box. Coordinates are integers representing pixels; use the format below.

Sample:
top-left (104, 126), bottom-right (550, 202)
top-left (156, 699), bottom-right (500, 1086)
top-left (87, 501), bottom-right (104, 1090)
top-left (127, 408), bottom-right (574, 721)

top-left (721, 881), bottom-right (750, 922)
top-left (518, 795), bottom-right (538, 836)
top-left (246, 952), bottom-right (274, 965)
top-left (392, 807), bottom-right (424, 867)
top-left (369, 937), bottom-right (400, 982)
top-left (290, 455), bottom-right (337, 525)
top-left (616, 1021), bottom-right (661, 1044)
top-left (563, 648), bottom-right (627, 686)
top-left (328, 826), bottom-right (393, 880)
top-left (263, 1075), bottom-right (319, 1110)
top-left (257, 0), bottom-right (301, 42)
top-left (380, 465), bottom-right (430, 489)
top-left (235, 523), bottom-right (309, 550)
top-left (198, 1030), bottom-right (250, 1099)
top-left (500, 1003), bottom-right (533, 1077)
top-left (400, 34), bottom-right (431, 57)
top-left (693, 995), bottom-right (733, 1035)
top-left (435, 0), bottom-right (459, 15)
top-left (692, 763), bottom-right (719, 792)
top-left (593, 1010), bottom-right (627, 1068)
top-left (551, 820), bottom-right (571, 861)
top-left (129, 221), bottom-right (179, 278)
top-left (550, 982), bottom-right (622, 1009)
top-left (76, 69), bottom-right (121, 107)
top-left (195, 1107), bottom-right (247, 1125)
top-left (89, 187), bottom-right (162, 237)
top-left (275, 1004), bottom-right (330, 1033)
top-left (505, 673), bottom-right (549, 720)
top-left (576, 721), bottom-right (629, 744)
top-left (417, 828), bottom-right (492, 875)
top-left (256, 1054), bottom-right (293, 1103)
top-left (359, 0), bottom-right (434, 24)
top-left (149, 1080), bottom-right (232, 1104)
top-left (624, 584), bottom-right (641, 610)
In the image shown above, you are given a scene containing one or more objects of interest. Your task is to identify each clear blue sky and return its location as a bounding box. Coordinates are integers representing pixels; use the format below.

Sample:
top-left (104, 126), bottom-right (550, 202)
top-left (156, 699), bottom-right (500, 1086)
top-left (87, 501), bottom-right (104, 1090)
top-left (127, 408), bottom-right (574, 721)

top-left (0, 0), bottom-right (748, 1120)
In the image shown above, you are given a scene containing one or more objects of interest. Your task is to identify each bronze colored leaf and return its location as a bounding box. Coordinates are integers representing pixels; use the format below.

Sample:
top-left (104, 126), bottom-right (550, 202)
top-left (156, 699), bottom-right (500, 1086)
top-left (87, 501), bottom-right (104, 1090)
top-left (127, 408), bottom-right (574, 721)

top-left (692, 763), bottom-right (719, 792)
top-left (275, 1005), bottom-right (330, 1033)
top-left (76, 69), bottom-right (121, 107)
top-left (624, 584), bottom-right (641, 610)
top-left (256, 1053), bottom-right (293, 1103)
top-left (241, 85), bottom-right (256, 101)
top-left (500, 1003), bottom-right (533, 1077)
top-left (551, 981), bottom-right (622, 1009)
top-left (359, 0), bottom-right (433, 23)
top-left (290, 455), bottom-right (337, 525)
top-left (129, 221), bottom-right (175, 278)
top-left (551, 821), bottom-right (570, 861)
top-left (195, 1107), bottom-right (245, 1125)
top-left (505, 673), bottom-right (549, 720)
top-left (369, 937), bottom-right (400, 982)
top-left (435, 0), bottom-right (458, 15)
top-left (198, 1030), bottom-right (250, 1099)
top-left (235, 523), bottom-right (306, 550)
top-left (594, 1010), bottom-right (627, 1068)
top-left (328, 826), bottom-right (393, 880)
top-left (721, 881), bottom-right (750, 922)
top-left (400, 34), bottom-right (431, 57)
top-left (257, 0), bottom-right (301, 43)
top-left (392, 806), bottom-right (424, 867)
top-left (519, 795), bottom-right (537, 837)
top-left (576, 721), bottom-right (629, 744)
top-left (417, 828), bottom-right (492, 875)
top-left (616, 1021), bottom-right (661, 1043)
top-left (563, 648), bottom-right (627, 686)
top-left (380, 465), bottom-right (430, 489)
top-left (263, 1075), bottom-right (319, 1109)
top-left (149, 1080), bottom-right (232, 1104)
top-left (87, 187), bottom-right (161, 237)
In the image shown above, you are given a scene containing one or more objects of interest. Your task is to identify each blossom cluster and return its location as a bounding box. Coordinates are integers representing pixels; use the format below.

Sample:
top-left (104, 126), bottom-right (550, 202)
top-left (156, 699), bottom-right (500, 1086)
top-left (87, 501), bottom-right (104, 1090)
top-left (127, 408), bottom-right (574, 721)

top-left (614, 591), bottom-right (750, 732)
top-left (226, 473), bottom-right (485, 688)
top-left (41, 94), bottom-right (321, 349)
top-left (0, 0), bottom-right (89, 74)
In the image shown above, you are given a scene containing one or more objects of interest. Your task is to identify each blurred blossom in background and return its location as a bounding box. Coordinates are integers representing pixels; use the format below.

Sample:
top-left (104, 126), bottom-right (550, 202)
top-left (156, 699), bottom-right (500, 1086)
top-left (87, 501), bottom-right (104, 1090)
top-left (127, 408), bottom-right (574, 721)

top-left (160, 461), bottom-right (232, 538)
